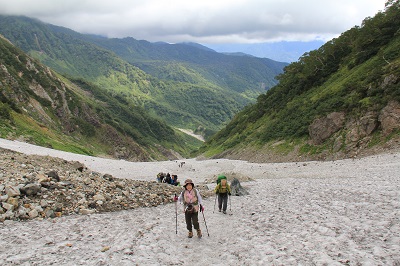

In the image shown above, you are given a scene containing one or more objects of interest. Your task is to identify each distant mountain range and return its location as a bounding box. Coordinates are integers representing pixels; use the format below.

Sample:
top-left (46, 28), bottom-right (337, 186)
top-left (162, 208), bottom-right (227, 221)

top-left (2, 4), bottom-right (396, 163)
top-left (0, 15), bottom-right (289, 160)
top-left (200, 2), bottom-right (400, 161)
top-left (202, 41), bottom-right (325, 63)
top-left (0, 15), bottom-right (288, 141)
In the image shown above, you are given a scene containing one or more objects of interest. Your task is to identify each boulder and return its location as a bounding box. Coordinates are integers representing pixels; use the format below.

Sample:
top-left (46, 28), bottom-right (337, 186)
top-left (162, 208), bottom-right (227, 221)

top-left (230, 178), bottom-right (249, 196)
top-left (309, 112), bottom-right (345, 145)
top-left (20, 183), bottom-right (41, 196)
top-left (379, 101), bottom-right (400, 136)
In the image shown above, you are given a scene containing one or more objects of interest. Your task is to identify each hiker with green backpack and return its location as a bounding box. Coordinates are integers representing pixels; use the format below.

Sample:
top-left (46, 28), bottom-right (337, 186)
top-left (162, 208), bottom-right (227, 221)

top-left (214, 175), bottom-right (231, 214)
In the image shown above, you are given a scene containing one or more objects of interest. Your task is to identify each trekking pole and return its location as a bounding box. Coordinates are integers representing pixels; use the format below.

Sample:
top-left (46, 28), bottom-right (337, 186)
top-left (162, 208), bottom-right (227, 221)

top-left (213, 194), bottom-right (217, 213)
top-left (229, 194), bottom-right (231, 212)
top-left (201, 210), bottom-right (210, 237)
top-left (174, 193), bottom-right (178, 234)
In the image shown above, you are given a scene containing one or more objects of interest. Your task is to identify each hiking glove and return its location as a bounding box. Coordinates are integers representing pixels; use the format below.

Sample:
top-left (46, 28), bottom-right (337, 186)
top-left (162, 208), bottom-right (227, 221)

top-left (200, 204), bottom-right (204, 212)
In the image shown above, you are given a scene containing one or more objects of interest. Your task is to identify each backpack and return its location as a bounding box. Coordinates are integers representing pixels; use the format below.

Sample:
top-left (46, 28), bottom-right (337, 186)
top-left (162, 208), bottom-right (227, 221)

top-left (216, 175), bottom-right (227, 184)
top-left (218, 178), bottom-right (228, 193)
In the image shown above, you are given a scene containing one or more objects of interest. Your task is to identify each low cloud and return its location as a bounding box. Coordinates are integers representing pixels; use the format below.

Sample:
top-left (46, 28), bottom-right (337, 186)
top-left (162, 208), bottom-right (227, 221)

top-left (0, 0), bottom-right (386, 43)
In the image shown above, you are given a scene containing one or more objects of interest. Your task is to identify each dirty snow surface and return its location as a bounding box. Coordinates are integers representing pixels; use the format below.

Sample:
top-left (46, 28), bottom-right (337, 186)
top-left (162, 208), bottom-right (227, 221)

top-left (0, 139), bottom-right (399, 265)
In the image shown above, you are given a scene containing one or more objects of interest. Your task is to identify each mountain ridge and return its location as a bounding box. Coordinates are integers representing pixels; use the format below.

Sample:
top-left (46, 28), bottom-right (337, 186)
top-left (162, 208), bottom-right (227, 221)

top-left (0, 35), bottom-right (199, 160)
top-left (0, 15), bottom-right (287, 139)
top-left (199, 1), bottom-right (400, 162)
top-left (203, 40), bottom-right (325, 63)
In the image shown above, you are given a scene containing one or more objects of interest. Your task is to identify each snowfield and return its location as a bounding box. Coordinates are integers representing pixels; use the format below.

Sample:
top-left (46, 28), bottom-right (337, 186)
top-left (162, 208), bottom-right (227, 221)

top-left (0, 139), bottom-right (399, 265)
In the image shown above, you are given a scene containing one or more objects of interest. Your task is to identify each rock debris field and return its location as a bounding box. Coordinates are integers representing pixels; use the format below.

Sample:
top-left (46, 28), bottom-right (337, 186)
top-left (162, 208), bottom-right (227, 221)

top-left (0, 138), bottom-right (399, 265)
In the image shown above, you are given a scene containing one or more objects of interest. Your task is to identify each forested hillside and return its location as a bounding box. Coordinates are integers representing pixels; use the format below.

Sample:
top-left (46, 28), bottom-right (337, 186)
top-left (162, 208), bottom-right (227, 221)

top-left (200, 0), bottom-right (400, 162)
top-left (0, 35), bottom-right (199, 160)
top-left (79, 35), bottom-right (285, 95)
top-left (0, 16), bottom-right (287, 139)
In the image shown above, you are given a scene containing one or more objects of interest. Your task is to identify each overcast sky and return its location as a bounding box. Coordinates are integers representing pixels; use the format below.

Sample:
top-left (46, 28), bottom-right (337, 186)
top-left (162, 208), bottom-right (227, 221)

top-left (0, 0), bottom-right (387, 44)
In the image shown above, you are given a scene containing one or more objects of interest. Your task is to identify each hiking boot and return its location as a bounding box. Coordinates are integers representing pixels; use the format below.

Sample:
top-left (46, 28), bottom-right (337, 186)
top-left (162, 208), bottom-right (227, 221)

top-left (188, 231), bottom-right (193, 238)
top-left (219, 209), bottom-right (221, 212)
top-left (197, 229), bottom-right (202, 238)
top-left (223, 211), bottom-right (227, 214)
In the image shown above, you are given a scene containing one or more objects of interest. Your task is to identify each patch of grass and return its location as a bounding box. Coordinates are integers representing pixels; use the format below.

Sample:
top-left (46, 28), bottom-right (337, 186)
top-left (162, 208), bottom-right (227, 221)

top-left (368, 131), bottom-right (385, 148)
top-left (10, 112), bottom-right (95, 156)
top-left (49, 141), bottom-right (94, 156)
top-left (299, 140), bottom-right (331, 156)
top-left (266, 138), bottom-right (304, 155)
top-left (201, 145), bottom-right (226, 158)
top-left (385, 128), bottom-right (400, 142)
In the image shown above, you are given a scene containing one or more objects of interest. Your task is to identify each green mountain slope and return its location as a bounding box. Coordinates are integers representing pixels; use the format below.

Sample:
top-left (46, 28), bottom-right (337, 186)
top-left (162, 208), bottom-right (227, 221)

top-left (0, 16), bottom-right (287, 139)
top-left (0, 35), bottom-right (199, 160)
top-left (79, 35), bottom-right (285, 93)
top-left (200, 1), bottom-right (400, 161)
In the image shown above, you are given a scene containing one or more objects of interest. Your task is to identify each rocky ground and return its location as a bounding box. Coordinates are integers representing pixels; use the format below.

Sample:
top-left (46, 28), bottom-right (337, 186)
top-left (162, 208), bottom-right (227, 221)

top-left (0, 147), bottom-right (214, 222)
top-left (1, 136), bottom-right (399, 224)
top-left (0, 142), bottom-right (399, 265)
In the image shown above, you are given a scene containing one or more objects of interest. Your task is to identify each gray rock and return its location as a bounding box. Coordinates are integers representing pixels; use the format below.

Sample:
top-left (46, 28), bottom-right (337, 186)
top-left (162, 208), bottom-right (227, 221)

top-left (5, 186), bottom-right (20, 197)
top-left (20, 183), bottom-right (41, 196)
top-left (72, 161), bottom-right (85, 172)
top-left (379, 100), bottom-right (400, 136)
top-left (2, 202), bottom-right (14, 211)
top-left (28, 209), bottom-right (39, 219)
top-left (35, 206), bottom-right (43, 212)
top-left (0, 194), bottom-right (9, 202)
top-left (93, 194), bottom-right (105, 201)
top-left (103, 174), bottom-right (114, 181)
top-left (230, 178), bottom-right (249, 196)
top-left (46, 171), bottom-right (60, 182)
top-left (40, 199), bottom-right (49, 208)
top-left (4, 209), bottom-right (14, 219)
top-left (79, 208), bottom-right (95, 215)
top-left (17, 207), bottom-right (28, 219)
top-left (58, 181), bottom-right (74, 188)
top-left (45, 210), bottom-right (55, 218)
top-left (309, 112), bottom-right (345, 145)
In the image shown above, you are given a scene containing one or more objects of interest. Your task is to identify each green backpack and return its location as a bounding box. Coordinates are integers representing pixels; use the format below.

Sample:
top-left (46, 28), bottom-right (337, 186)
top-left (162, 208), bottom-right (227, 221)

top-left (216, 175), bottom-right (227, 184)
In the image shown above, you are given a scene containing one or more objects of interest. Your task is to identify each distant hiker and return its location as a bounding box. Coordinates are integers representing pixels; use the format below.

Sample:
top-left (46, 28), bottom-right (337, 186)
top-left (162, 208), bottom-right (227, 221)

top-left (171, 175), bottom-right (179, 186)
top-left (164, 173), bottom-right (172, 184)
top-left (177, 179), bottom-right (204, 238)
top-left (157, 172), bottom-right (165, 183)
top-left (214, 175), bottom-right (231, 214)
